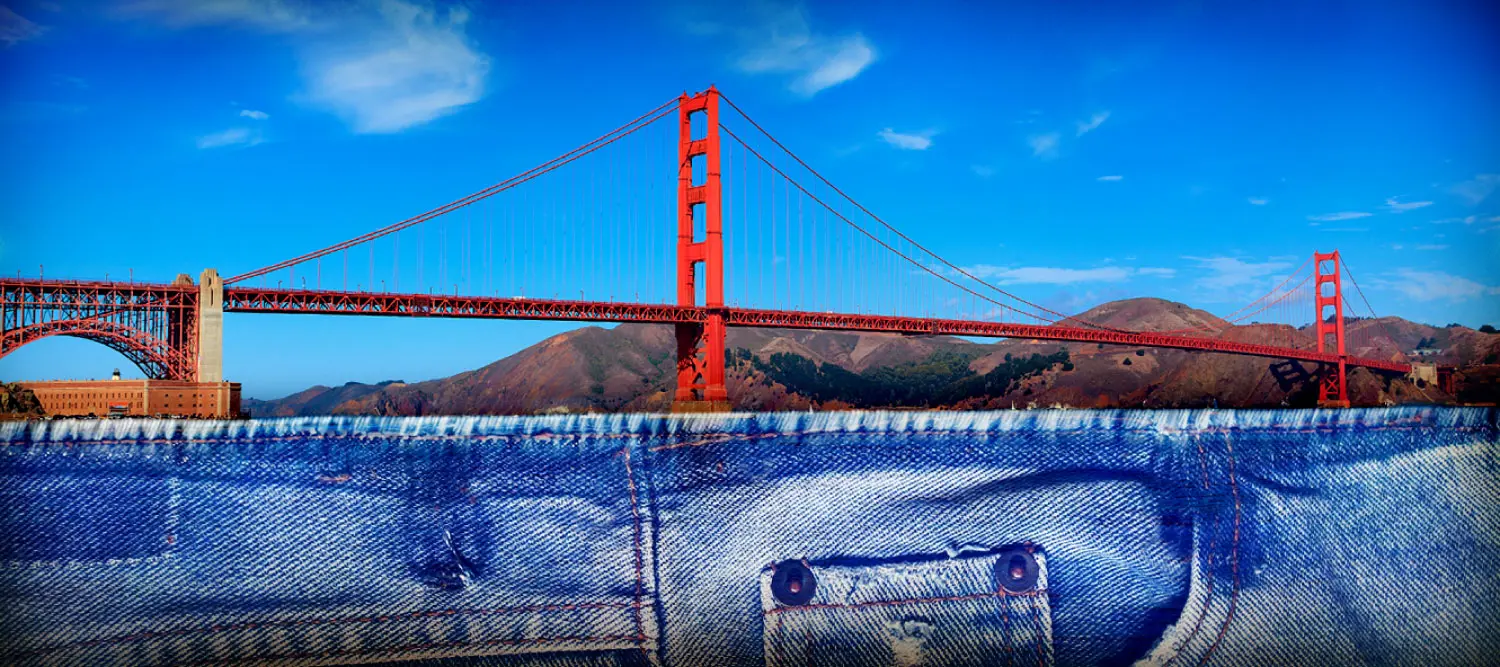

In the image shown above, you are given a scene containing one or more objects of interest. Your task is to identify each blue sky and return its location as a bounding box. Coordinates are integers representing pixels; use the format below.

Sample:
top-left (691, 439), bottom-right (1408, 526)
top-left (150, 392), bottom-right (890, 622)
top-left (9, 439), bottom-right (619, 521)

top-left (2, 0), bottom-right (1497, 399)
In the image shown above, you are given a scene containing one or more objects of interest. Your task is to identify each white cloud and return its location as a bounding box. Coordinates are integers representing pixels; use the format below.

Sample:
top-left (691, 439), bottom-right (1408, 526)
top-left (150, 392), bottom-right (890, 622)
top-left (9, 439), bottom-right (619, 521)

top-left (1431, 215), bottom-right (1500, 225)
top-left (971, 165), bottom-right (995, 178)
top-left (119, 0), bottom-right (316, 31)
top-left (125, 0), bottom-right (490, 134)
top-left (1383, 197), bottom-right (1433, 213)
top-left (1075, 111), bottom-right (1110, 136)
top-left (1415, 244), bottom-right (1449, 251)
top-left (1028, 132), bottom-right (1059, 158)
top-left (1451, 174), bottom-right (1499, 205)
top-left (304, 4), bottom-right (488, 134)
top-left (196, 127), bottom-right (260, 149)
top-left (1, 6), bottom-right (43, 45)
top-left (1382, 269), bottom-right (1500, 302)
top-left (1307, 211), bottom-right (1373, 222)
top-left (239, 109), bottom-right (270, 120)
top-left (1183, 256), bottom-right (1293, 290)
top-left (1096, 175), bottom-right (1123, 182)
top-left (877, 128), bottom-right (934, 151)
top-left (1247, 197), bottom-right (1268, 206)
top-left (957, 265), bottom-right (1173, 284)
top-left (1390, 244), bottom-right (1405, 251)
top-left (731, 6), bottom-right (875, 97)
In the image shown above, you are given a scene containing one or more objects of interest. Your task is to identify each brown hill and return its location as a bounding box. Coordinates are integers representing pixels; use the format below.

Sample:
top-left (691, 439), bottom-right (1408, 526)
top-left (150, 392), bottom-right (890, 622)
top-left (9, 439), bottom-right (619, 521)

top-left (244, 299), bottom-right (1495, 416)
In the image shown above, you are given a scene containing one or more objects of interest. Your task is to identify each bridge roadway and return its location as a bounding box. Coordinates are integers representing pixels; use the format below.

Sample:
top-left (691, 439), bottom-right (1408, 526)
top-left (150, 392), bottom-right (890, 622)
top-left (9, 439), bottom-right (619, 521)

top-left (221, 287), bottom-right (1413, 374)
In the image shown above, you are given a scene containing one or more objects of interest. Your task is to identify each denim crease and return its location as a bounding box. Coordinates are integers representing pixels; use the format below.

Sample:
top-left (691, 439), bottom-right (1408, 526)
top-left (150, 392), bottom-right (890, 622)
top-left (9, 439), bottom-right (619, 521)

top-left (0, 407), bottom-right (1495, 666)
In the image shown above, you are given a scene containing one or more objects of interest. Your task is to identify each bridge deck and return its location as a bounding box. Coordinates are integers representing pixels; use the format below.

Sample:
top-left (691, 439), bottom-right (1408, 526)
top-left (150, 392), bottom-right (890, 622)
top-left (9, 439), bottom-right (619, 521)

top-left (221, 287), bottom-right (1413, 374)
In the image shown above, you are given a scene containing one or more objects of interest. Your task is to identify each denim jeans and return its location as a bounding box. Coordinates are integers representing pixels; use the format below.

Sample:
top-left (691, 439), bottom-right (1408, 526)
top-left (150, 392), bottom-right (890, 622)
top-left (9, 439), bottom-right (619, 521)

top-left (1, 407), bottom-right (1495, 666)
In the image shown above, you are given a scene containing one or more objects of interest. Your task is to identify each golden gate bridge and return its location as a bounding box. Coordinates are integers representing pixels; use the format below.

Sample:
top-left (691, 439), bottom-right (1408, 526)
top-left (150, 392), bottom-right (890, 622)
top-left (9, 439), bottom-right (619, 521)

top-left (1, 87), bottom-right (1428, 410)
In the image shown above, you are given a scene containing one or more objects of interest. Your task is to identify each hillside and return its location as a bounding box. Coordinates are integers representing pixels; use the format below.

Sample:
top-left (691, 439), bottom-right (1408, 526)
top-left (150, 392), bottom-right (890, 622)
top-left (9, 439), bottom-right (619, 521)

top-left (243, 298), bottom-right (1500, 416)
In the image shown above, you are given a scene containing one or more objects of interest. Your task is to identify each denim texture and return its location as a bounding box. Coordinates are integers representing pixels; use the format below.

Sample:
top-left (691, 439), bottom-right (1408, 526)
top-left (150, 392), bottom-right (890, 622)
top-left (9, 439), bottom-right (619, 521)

top-left (0, 407), bottom-right (1495, 666)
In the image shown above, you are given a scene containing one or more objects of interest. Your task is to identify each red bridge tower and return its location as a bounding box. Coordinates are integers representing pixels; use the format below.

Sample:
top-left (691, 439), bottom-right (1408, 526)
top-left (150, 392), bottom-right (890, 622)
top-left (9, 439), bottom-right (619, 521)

top-left (1314, 250), bottom-right (1350, 408)
top-left (673, 87), bottom-right (730, 411)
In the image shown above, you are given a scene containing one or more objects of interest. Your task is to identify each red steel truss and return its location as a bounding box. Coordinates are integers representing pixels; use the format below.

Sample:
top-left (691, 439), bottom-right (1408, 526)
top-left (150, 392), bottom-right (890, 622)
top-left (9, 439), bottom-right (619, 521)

top-left (1, 278), bottom-right (200, 381)
top-left (223, 287), bottom-right (703, 323)
top-left (220, 287), bottom-right (1411, 374)
top-left (720, 307), bottom-right (1412, 374)
top-left (0, 280), bottom-right (1416, 384)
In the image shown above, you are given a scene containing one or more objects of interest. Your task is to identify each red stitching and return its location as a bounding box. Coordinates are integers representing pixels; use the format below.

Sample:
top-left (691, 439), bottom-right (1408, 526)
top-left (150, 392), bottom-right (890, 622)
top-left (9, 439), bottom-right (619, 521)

top-left (622, 445), bottom-right (647, 646)
top-left (1030, 593), bottom-right (1045, 667)
top-left (1001, 593), bottom-right (1014, 666)
top-left (1199, 432), bottom-right (1243, 665)
top-left (764, 588), bottom-right (1038, 616)
top-left (640, 422), bottom-right (1466, 454)
top-left (772, 607), bottom-right (785, 665)
top-left (8, 601), bottom-right (634, 658)
top-left (172, 633), bottom-right (647, 666)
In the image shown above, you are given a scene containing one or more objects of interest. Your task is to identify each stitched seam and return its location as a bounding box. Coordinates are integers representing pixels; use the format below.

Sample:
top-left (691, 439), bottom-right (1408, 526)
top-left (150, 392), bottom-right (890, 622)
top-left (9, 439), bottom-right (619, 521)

top-left (1030, 593), bottom-right (1045, 667)
top-left (175, 633), bottom-right (647, 666)
top-left (6, 602), bottom-right (635, 659)
top-left (1002, 593), bottom-right (1014, 667)
top-left (3, 432), bottom-right (649, 447)
top-left (764, 589), bottom-right (1040, 616)
top-left (622, 445), bottom-right (647, 647)
top-left (1199, 431), bottom-right (1243, 666)
top-left (18, 420), bottom-right (1470, 448)
top-left (643, 424), bottom-right (1469, 453)
top-left (1167, 434), bottom-right (1219, 666)
top-left (771, 608), bottom-right (785, 666)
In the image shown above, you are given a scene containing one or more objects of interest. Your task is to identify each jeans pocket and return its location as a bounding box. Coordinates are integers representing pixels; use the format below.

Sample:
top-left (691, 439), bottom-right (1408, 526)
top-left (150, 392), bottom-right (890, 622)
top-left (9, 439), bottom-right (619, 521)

top-left (760, 547), bottom-right (1053, 667)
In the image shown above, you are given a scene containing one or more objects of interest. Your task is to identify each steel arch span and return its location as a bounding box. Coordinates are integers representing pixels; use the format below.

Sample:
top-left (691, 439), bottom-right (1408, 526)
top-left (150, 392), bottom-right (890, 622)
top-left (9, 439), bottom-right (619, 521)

top-left (0, 279), bottom-right (200, 381)
top-left (1, 319), bottom-right (182, 380)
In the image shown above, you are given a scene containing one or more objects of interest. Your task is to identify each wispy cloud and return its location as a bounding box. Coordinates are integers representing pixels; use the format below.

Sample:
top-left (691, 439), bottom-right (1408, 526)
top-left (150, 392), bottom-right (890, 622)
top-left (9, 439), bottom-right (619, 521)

top-left (1376, 269), bottom-right (1500, 302)
top-left (1096, 175), bottom-right (1123, 182)
top-left (239, 109), bottom-right (270, 120)
top-left (125, 0), bottom-right (490, 134)
top-left (1183, 256), bottom-right (1293, 290)
top-left (1028, 133), bottom-right (1059, 159)
top-left (1075, 111), bottom-right (1110, 136)
top-left (196, 127), bottom-right (260, 149)
top-left (1431, 214), bottom-right (1500, 225)
top-left (1307, 211), bottom-right (1373, 222)
top-left (971, 165), bottom-right (995, 178)
top-left (1317, 227), bottom-right (1369, 233)
top-left (120, 0), bottom-right (317, 31)
top-left (1383, 197), bottom-right (1433, 213)
top-left (726, 5), bottom-right (875, 97)
top-left (877, 128), bottom-right (934, 151)
top-left (1, 5), bottom-right (44, 45)
top-left (1415, 244), bottom-right (1449, 251)
top-left (1451, 174), bottom-right (1499, 205)
top-left (303, 4), bottom-right (488, 133)
top-left (956, 265), bottom-right (1173, 285)
top-left (1247, 197), bottom-right (1268, 206)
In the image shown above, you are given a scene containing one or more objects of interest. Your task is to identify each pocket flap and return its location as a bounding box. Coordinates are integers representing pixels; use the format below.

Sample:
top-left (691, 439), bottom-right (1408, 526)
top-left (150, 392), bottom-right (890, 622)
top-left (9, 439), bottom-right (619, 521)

top-left (761, 547), bottom-right (1053, 666)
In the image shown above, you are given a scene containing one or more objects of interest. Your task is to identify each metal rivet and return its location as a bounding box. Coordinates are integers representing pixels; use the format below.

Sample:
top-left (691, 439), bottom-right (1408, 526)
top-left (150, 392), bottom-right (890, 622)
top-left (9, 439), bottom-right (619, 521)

top-left (996, 549), bottom-right (1038, 594)
top-left (771, 559), bottom-right (817, 606)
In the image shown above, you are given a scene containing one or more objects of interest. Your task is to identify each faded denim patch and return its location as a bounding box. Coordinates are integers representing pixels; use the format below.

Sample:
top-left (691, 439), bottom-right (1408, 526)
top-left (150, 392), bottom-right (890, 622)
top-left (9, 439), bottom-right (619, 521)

top-left (0, 473), bottom-right (175, 565)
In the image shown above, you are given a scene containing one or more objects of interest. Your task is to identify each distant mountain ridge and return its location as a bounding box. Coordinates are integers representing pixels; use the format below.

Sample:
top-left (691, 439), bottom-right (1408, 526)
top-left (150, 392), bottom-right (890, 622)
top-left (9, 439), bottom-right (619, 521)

top-left (242, 298), bottom-right (1500, 416)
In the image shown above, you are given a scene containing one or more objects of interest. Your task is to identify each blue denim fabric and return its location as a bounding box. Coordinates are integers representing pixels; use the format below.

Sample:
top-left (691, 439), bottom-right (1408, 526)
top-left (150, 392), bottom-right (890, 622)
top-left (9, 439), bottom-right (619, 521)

top-left (0, 407), bottom-right (1495, 666)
